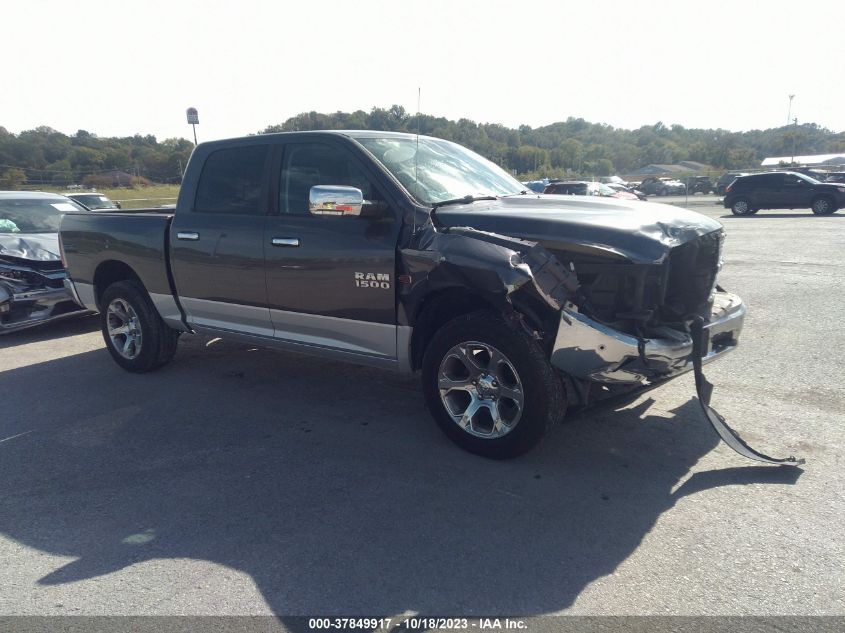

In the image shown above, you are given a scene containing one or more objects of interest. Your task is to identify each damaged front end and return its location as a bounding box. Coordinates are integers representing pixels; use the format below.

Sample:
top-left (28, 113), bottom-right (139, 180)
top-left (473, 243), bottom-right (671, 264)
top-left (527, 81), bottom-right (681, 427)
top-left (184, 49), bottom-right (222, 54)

top-left (0, 255), bottom-right (89, 333)
top-left (403, 216), bottom-right (801, 466)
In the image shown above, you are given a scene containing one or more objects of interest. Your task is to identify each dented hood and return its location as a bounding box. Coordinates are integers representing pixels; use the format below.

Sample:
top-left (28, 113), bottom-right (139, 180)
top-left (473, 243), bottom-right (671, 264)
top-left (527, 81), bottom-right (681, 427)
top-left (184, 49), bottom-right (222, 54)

top-left (0, 233), bottom-right (61, 262)
top-left (434, 195), bottom-right (722, 263)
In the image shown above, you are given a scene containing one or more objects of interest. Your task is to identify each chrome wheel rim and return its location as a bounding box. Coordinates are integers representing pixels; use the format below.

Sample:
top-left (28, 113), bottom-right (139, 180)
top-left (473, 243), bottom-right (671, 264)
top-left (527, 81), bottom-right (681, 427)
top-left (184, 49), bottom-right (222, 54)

top-left (814, 199), bottom-right (829, 213)
top-left (107, 298), bottom-right (142, 359)
top-left (437, 341), bottom-right (524, 439)
top-left (734, 200), bottom-right (748, 214)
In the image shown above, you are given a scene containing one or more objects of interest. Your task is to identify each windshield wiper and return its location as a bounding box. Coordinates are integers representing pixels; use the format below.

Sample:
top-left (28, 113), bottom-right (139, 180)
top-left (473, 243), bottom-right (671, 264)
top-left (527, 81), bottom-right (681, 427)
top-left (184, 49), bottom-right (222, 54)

top-left (431, 195), bottom-right (498, 209)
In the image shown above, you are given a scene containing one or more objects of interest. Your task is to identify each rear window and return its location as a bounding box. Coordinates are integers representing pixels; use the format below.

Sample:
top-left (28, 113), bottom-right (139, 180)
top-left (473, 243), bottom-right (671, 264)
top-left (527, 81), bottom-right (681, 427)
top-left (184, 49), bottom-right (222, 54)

top-left (71, 194), bottom-right (117, 210)
top-left (194, 145), bottom-right (269, 214)
top-left (0, 197), bottom-right (86, 233)
top-left (547, 183), bottom-right (588, 195)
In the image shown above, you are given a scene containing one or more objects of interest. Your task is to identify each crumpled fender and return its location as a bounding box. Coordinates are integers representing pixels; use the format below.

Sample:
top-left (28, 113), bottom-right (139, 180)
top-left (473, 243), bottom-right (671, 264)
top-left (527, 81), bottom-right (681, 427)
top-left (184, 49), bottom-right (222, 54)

top-left (400, 221), bottom-right (578, 325)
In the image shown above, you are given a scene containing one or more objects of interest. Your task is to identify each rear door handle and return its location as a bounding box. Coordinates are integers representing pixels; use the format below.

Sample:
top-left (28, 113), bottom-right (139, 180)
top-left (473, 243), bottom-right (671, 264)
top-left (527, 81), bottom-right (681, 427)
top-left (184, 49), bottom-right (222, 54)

top-left (176, 231), bottom-right (200, 241)
top-left (271, 237), bottom-right (300, 247)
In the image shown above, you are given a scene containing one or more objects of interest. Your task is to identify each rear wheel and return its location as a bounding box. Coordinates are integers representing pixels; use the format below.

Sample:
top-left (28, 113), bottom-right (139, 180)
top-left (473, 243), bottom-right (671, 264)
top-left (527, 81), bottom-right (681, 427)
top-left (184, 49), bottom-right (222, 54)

top-left (730, 197), bottom-right (754, 216)
top-left (100, 280), bottom-right (180, 372)
top-left (422, 311), bottom-right (565, 459)
top-left (811, 196), bottom-right (836, 215)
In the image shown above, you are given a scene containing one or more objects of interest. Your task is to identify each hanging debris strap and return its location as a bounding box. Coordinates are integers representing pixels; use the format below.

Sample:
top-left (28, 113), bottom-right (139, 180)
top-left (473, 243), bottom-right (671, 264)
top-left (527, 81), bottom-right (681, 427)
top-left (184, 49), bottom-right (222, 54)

top-left (691, 317), bottom-right (804, 466)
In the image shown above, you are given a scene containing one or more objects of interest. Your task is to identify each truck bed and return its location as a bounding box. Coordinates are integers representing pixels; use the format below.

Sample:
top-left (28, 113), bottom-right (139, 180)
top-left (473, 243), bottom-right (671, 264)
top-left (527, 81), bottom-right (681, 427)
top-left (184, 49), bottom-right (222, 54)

top-left (60, 211), bottom-right (177, 309)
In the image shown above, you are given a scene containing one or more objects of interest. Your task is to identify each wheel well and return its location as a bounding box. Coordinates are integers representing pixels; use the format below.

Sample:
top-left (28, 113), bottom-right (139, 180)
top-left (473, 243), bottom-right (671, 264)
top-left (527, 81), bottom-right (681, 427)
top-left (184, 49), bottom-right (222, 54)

top-left (409, 289), bottom-right (499, 370)
top-left (93, 261), bottom-right (142, 310)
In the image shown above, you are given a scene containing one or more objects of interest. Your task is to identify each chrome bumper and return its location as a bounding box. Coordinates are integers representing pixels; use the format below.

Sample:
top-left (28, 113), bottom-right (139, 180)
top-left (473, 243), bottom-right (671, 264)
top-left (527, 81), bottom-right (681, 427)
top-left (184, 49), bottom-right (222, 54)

top-left (550, 291), bottom-right (746, 384)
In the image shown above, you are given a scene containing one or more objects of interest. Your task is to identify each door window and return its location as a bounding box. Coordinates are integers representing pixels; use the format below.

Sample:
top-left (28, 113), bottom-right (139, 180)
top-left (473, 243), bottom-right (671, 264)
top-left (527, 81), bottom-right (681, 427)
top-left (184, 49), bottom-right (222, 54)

top-left (280, 143), bottom-right (382, 215)
top-left (194, 145), bottom-right (269, 214)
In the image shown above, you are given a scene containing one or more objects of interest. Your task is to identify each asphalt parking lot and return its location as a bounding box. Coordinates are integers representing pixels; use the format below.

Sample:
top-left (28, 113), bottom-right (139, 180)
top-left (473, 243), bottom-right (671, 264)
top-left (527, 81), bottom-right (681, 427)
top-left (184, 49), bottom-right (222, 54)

top-left (0, 203), bottom-right (843, 618)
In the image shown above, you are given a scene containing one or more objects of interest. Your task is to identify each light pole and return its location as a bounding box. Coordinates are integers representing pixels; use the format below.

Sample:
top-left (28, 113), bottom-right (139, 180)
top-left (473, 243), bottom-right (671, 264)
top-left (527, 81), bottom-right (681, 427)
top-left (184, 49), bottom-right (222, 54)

top-left (787, 94), bottom-right (795, 127)
top-left (790, 117), bottom-right (798, 166)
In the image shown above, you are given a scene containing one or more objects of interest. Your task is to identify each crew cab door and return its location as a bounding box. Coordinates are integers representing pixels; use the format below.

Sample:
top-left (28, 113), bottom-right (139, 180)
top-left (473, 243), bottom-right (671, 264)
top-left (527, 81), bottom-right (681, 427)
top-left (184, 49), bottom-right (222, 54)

top-left (169, 142), bottom-right (273, 336)
top-left (263, 139), bottom-right (401, 358)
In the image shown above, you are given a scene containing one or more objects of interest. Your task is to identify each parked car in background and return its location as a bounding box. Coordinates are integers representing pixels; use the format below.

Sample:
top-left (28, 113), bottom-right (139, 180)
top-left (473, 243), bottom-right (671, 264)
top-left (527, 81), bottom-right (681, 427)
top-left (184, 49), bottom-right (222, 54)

top-left (64, 192), bottom-right (122, 210)
top-left (723, 171), bottom-right (845, 216)
top-left (605, 182), bottom-right (648, 200)
top-left (522, 179), bottom-right (549, 193)
top-left (599, 176), bottom-right (627, 186)
top-left (638, 177), bottom-right (686, 196)
top-left (0, 191), bottom-right (91, 332)
top-left (543, 181), bottom-right (640, 201)
top-left (715, 172), bottom-right (748, 195)
top-left (686, 176), bottom-right (713, 195)
top-left (824, 172), bottom-right (845, 183)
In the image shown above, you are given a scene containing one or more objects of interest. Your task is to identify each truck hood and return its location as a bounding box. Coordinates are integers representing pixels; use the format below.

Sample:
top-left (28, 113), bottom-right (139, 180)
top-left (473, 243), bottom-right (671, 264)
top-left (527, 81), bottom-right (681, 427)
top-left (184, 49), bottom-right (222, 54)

top-left (434, 195), bottom-right (722, 263)
top-left (0, 233), bottom-right (61, 262)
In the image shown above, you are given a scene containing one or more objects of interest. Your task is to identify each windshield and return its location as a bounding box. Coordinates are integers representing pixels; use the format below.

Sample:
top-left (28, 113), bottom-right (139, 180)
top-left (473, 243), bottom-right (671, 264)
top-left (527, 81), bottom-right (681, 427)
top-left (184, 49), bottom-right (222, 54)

top-left (71, 194), bottom-right (118, 209)
top-left (0, 197), bottom-right (86, 234)
top-left (795, 172), bottom-right (820, 184)
top-left (596, 183), bottom-right (617, 196)
top-left (354, 136), bottom-right (525, 205)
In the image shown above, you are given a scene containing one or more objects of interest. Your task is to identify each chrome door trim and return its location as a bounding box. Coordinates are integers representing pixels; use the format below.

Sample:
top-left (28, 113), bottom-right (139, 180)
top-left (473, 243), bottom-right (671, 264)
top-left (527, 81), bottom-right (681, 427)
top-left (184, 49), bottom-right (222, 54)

top-left (180, 297), bottom-right (274, 337)
top-left (189, 324), bottom-right (402, 371)
top-left (269, 308), bottom-right (397, 358)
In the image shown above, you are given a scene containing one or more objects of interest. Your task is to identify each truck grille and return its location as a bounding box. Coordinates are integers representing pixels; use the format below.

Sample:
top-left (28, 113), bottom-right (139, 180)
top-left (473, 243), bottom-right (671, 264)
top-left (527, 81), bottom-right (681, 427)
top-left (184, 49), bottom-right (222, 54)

top-left (662, 230), bottom-right (722, 320)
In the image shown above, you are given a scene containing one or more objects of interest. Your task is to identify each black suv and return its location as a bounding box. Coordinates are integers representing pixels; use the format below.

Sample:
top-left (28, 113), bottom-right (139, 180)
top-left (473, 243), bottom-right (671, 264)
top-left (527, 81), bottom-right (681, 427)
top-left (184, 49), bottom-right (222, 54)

top-left (686, 176), bottom-right (713, 195)
top-left (723, 171), bottom-right (845, 216)
top-left (715, 172), bottom-right (747, 195)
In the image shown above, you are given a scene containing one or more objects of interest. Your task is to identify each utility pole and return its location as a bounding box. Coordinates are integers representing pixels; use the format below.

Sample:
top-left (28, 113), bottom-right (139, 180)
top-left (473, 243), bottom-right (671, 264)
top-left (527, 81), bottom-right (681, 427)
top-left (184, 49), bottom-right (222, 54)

top-left (791, 117), bottom-right (798, 166)
top-left (787, 94), bottom-right (795, 127)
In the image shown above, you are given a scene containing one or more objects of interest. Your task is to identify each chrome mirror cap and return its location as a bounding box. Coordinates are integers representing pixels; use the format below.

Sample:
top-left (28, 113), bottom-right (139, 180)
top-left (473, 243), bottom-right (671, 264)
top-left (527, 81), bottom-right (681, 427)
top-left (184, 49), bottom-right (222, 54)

top-left (309, 185), bottom-right (364, 217)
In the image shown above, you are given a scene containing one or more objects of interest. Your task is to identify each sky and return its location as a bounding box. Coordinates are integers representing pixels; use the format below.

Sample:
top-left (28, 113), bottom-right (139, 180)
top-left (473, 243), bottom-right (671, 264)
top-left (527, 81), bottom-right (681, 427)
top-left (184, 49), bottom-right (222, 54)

top-left (3, 0), bottom-right (844, 142)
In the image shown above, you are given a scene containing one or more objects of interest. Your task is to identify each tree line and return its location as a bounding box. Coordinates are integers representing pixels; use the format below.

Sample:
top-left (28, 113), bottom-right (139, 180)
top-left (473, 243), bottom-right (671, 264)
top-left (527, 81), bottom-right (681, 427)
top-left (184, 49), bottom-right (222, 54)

top-left (0, 126), bottom-right (194, 190)
top-left (262, 106), bottom-right (845, 179)
top-left (1, 107), bottom-right (843, 190)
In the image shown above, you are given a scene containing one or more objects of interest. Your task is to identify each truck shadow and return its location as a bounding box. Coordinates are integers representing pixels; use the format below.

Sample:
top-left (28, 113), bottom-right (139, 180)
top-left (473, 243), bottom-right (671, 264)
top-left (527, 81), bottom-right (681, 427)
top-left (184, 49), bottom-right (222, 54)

top-left (0, 338), bottom-right (801, 616)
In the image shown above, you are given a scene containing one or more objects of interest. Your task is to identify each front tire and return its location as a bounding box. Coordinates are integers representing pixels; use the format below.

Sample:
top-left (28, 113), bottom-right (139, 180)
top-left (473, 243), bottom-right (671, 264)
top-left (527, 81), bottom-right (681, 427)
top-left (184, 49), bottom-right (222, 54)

top-left (100, 280), bottom-right (179, 372)
top-left (422, 311), bottom-right (566, 459)
top-left (811, 196), bottom-right (836, 215)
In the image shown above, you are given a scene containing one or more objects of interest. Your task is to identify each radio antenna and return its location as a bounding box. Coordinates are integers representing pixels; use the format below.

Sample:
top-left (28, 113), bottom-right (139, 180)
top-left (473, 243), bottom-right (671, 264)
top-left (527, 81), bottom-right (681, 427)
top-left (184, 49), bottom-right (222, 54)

top-left (413, 87), bottom-right (421, 234)
top-left (415, 87), bottom-right (421, 201)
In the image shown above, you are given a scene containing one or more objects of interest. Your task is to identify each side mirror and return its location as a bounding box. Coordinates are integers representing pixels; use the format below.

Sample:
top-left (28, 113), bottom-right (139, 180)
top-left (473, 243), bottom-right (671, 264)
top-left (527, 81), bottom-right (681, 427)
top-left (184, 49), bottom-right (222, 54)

top-left (309, 185), bottom-right (364, 217)
top-left (308, 185), bottom-right (385, 218)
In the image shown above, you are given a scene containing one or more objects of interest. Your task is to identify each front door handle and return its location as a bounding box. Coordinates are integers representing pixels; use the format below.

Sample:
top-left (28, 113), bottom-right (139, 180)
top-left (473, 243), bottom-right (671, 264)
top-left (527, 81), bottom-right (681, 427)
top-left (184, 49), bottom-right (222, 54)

top-left (271, 237), bottom-right (300, 247)
top-left (177, 231), bottom-right (200, 241)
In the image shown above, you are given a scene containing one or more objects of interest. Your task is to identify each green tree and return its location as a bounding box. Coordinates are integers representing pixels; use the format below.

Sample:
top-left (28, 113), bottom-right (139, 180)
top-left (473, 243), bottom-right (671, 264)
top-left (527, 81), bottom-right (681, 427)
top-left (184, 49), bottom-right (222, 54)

top-left (0, 168), bottom-right (27, 190)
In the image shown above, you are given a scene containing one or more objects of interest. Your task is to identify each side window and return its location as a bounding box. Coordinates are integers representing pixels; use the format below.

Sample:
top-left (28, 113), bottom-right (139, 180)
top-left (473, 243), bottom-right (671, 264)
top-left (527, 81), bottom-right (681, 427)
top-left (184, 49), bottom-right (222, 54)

top-left (280, 143), bottom-right (381, 215)
top-left (194, 145), bottom-right (269, 214)
top-left (761, 174), bottom-right (783, 187)
top-left (783, 174), bottom-right (802, 186)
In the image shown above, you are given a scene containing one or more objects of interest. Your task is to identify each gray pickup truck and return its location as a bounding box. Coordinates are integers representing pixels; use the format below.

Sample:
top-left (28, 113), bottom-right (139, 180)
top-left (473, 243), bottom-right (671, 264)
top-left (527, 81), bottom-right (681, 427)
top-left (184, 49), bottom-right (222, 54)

top-left (59, 131), bottom-right (799, 463)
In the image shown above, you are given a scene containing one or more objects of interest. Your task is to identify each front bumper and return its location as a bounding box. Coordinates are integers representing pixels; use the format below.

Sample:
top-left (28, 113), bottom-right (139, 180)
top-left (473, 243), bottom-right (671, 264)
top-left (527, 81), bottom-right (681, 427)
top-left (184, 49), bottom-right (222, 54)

top-left (0, 278), bottom-right (91, 333)
top-left (550, 291), bottom-right (746, 384)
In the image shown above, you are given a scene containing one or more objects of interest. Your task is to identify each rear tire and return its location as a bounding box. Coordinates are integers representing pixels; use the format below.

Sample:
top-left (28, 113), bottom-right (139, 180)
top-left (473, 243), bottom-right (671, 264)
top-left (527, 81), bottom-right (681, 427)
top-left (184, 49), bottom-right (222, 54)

top-left (730, 197), bottom-right (754, 216)
top-left (100, 280), bottom-right (180, 372)
top-left (421, 311), bottom-right (565, 459)
top-left (811, 196), bottom-right (837, 215)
